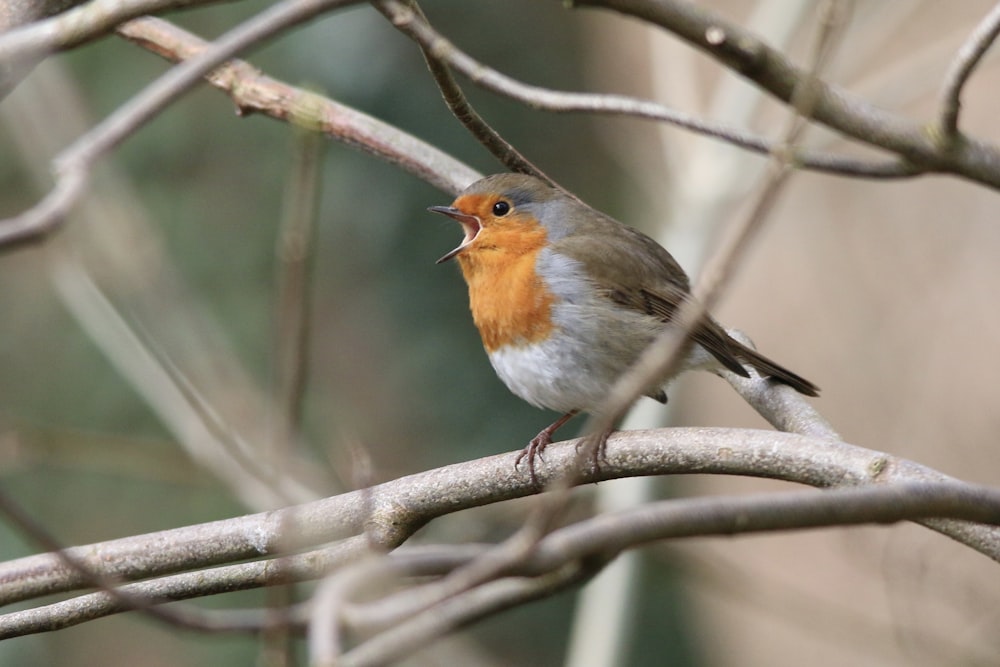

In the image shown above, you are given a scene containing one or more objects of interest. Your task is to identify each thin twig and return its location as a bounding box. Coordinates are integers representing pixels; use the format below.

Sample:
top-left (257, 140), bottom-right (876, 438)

top-left (938, 1), bottom-right (1000, 138)
top-left (117, 16), bottom-right (478, 191)
top-left (0, 483), bottom-right (285, 635)
top-left (272, 124), bottom-right (324, 473)
top-left (0, 0), bottom-right (368, 249)
top-left (306, 549), bottom-right (486, 665)
top-left (266, 125), bottom-right (325, 664)
top-left (575, 0), bottom-right (851, 480)
top-left (340, 563), bottom-right (591, 667)
top-left (52, 258), bottom-right (315, 506)
top-left (374, 0), bottom-right (920, 180)
top-left (574, 0), bottom-right (1000, 188)
top-left (0, 0), bottom-right (234, 62)
top-left (373, 0), bottom-right (555, 184)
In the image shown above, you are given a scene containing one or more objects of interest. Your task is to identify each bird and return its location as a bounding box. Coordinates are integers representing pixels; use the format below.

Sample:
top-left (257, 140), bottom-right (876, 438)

top-left (429, 173), bottom-right (818, 483)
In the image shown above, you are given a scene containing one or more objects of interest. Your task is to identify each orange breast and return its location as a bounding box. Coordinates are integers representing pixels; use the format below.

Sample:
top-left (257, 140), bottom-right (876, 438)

top-left (456, 223), bottom-right (555, 352)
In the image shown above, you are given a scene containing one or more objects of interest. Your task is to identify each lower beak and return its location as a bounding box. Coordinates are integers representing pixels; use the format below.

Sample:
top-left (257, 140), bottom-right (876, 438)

top-left (427, 205), bottom-right (481, 263)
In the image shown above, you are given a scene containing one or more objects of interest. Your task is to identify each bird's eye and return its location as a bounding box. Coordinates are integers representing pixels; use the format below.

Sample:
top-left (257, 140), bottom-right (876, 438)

top-left (492, 200), bottom-right (511, 216)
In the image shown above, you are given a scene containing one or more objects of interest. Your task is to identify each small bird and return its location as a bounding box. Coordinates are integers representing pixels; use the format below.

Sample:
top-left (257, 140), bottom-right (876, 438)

top-left (429, 173), bottom-right (818, 482)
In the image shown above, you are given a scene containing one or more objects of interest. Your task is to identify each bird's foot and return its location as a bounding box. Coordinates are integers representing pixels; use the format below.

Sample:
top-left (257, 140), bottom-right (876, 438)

top-left (515, 431), bottom-right (552, 488)
top-left (574, 426), bottom-right (614, 477)
top-left (515, 410), bottom-right (580, 487)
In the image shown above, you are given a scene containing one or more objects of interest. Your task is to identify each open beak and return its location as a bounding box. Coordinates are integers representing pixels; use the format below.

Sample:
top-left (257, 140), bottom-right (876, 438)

top-left (427, 205), bottom-right (481, 263)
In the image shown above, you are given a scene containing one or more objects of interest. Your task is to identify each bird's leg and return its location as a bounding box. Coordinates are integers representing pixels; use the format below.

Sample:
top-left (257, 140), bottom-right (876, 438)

top-left (577, 425), bottom-right (615, 472)
top-left (515, 410), bottom-right (580, 485)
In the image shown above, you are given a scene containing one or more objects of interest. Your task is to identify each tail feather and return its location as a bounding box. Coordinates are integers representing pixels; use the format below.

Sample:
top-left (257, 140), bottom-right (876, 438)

top-left (732, 341), bottom-right (820, 397)
top-left (692, 320), bottom-right (819, 397)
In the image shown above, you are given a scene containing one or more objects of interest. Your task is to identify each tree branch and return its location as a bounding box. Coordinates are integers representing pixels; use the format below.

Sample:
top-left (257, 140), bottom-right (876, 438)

top-left (375, 0), bottom-right (921, 180)
top-left (572, 0), bottom-right (1000, 189)
top-left (116, 17), bottom-right (478, 194)
top-left (0, 426), bottom-right (998, 628)
top-left (2, 478), bottom-right (998, 643)
top-left (337, 558), bottom-right (592, 667)
top-left (337, 482), bottom-right (1000, 665)
top-left (0, 0), bottom-right (88, 99)
top-left (371, 0), bottom-right (558, 186)
top-left (938, 1), bottom-right (1000, 138)
top-left (0, 0), bottom-right (234, 64)
top-left (0, 0), bottom-right (373, 249)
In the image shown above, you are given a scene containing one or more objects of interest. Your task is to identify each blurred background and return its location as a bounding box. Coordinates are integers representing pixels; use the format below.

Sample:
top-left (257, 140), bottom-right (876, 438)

top-left (1, 0), bottom-right (999, 665)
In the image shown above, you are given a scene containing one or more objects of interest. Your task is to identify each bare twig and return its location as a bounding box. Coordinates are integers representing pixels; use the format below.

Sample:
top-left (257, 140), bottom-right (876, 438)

top-left (0, 0), bottom-right (234, 63)
top-left (307, 547), bottom-right (492, 665)
top-left (574, 0), bottom-right (1000, 188)
top-left (0, 482), bottom-right (294, 635)
top-left (271, 125), bottom-right (324, 470)
top-left (574, 0), bottom-right (850, 480)
top-left (0, 0), bottom-right (369, 249)
top-left (938, 1), bottom-right (1000, 138)
top-left (116, 16), bottom-right (478, 191)
top-left (339, 562), bottom-right (590, 667)
top-left (374, 0), bottom-right (919, 180)
top-left (52, 258), bottom-right (315, 506)
top-left (372, 0), bottom-right (555, 184)
top-left (0, 0), bottom-right (82, 99)
top-left (266, 125), bottom-right (325, 664)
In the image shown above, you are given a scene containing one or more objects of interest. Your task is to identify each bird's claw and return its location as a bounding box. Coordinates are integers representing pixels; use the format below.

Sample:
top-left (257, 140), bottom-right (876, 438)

top-left (515, 432), bottom-right (551, 487)
top-left (574, 428), bottom-right (613, 475)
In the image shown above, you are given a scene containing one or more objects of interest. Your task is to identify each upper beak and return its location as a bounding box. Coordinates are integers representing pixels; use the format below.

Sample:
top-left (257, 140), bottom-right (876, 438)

top-left (427, 205), bottom-right (481, 263)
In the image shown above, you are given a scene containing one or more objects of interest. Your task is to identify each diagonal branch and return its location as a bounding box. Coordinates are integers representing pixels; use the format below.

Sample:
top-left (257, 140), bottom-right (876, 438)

top-left (0, 0), bottom-right (370, 249)
top-left (116, 17), bottom-right (478, 194)
top-left (372, 0), bottom-right (555, 185)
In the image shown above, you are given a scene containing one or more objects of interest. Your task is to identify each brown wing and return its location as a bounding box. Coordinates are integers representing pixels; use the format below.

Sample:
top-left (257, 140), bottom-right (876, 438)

top-left (552, 216), bottom-right (819, 396)
top-left (611, 286), bottom-right (753, 378)
top-left (609, 283), bottom-right (819, 395)
top-left (552, 221), bottom-right (750, 377)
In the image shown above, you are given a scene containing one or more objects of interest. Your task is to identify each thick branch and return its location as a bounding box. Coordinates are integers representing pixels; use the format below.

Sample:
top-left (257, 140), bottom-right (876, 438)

top-left (0, 0), bottom-right (83, 99)
top-left (1, 427), bottom-right (999, 616)
top-left (2, 480), bottom-right (998, 642)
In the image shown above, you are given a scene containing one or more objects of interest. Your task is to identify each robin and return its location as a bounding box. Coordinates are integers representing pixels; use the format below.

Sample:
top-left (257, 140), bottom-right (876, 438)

top-left (429, 173), bottom-right (818, 482)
